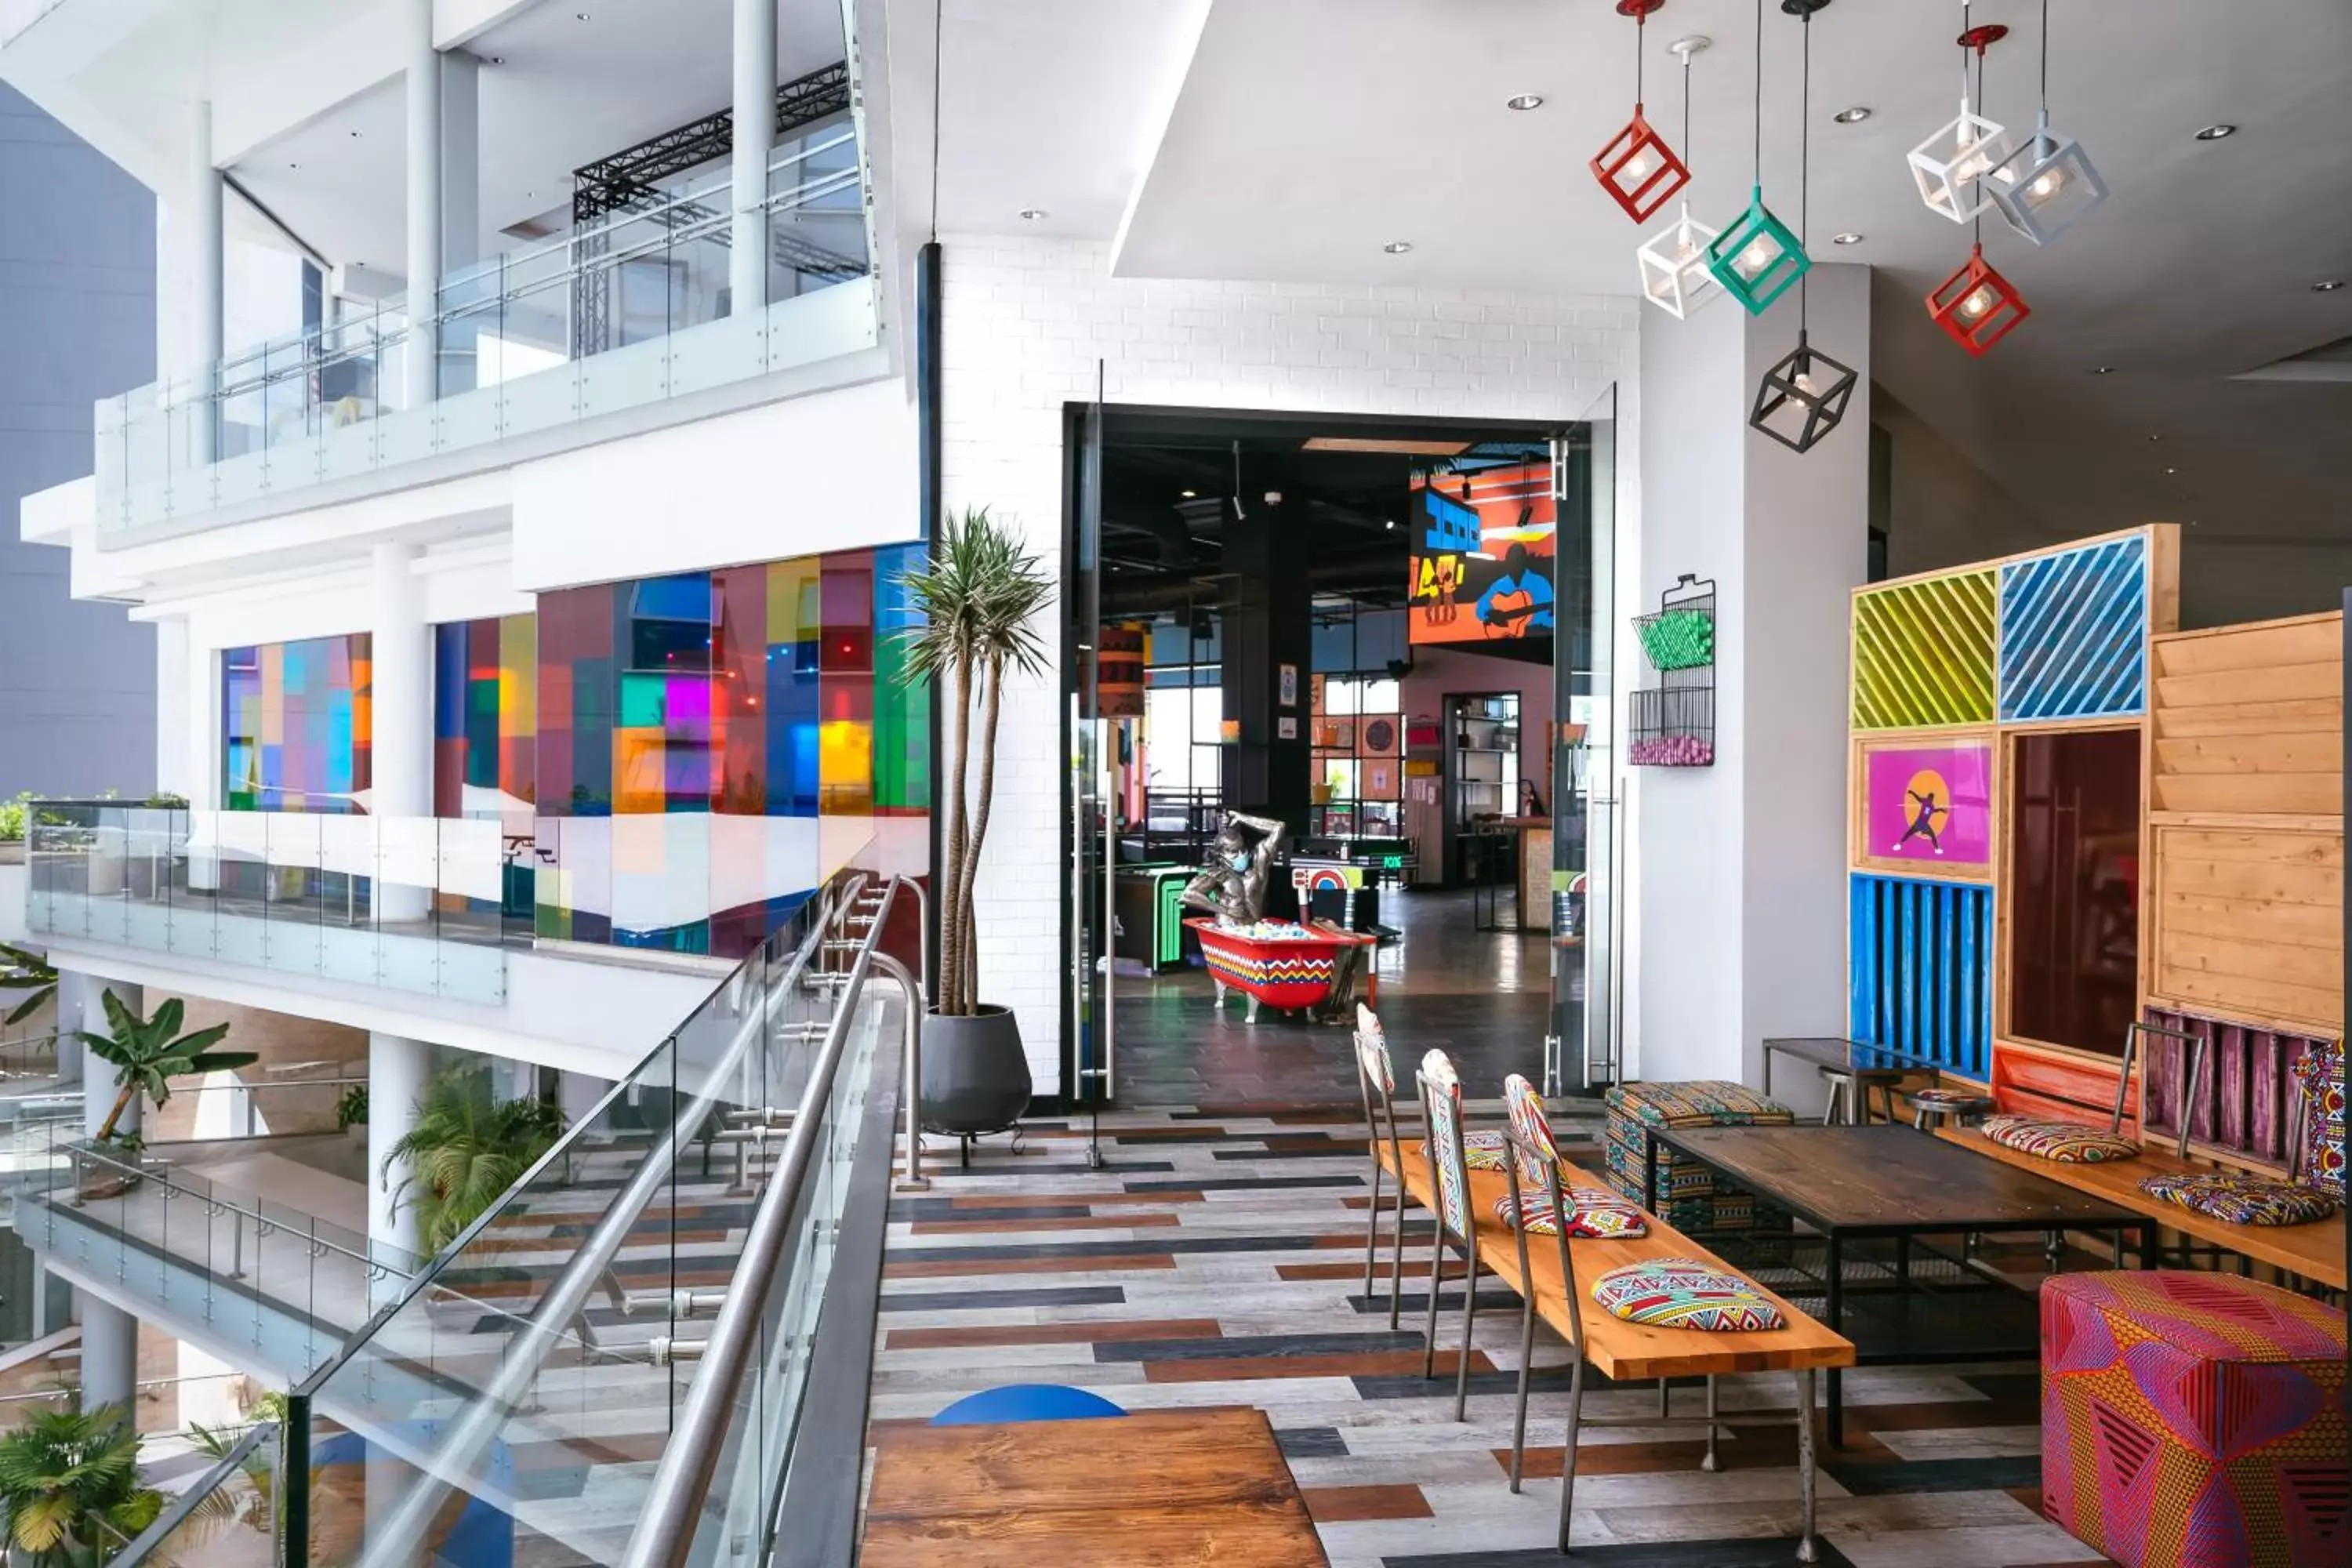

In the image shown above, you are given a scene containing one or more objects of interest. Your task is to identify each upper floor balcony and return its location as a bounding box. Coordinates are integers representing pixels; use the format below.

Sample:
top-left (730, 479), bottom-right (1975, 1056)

top-left (94, 129), bottom-right (877, 543)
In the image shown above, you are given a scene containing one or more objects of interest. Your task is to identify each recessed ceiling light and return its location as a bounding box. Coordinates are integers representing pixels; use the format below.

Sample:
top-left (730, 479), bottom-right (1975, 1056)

top-left (1018, 208), bottom-right (1047, 221)
top-left (287, 162), bottom-right (299, 170)
top-left (1505, 93), bottom-right (1544, 111)
top-left (524, 190), bottom-right (535, 200)
top-left (348, 129), bottom-right (362, 139)
top-left (2315, 278), bottom-right (2346, 292)
top-left (1831, 231), bottom-right (1863, 245)
top-left (488, 55), bottom-right (505, 65)
top-left (1179, 489), bottom-right (1197, 499)
top-left (2194, 123), bottom-right (2236, 141)
top-left (2163, 466), bottom-right (2178, 475)
top-left (2089, 365), bottom-right (2114, 374)
top-left (1382, 241), bottom-right (1414, 255)
top-left (1832, 106), bottom-right (1871, 125)
top-left (574, 10), bottom-right (591, 20)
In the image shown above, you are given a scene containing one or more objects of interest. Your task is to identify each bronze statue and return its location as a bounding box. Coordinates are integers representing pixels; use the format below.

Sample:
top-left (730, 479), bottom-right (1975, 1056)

top-left (1180, 810), bottom-right (1290, 925)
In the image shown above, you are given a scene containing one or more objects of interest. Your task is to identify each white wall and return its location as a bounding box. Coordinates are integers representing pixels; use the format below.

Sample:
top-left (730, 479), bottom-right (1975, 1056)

top-left (1633, 265), bottom-right (1869, 1102)
top-left (938, 233), bottom-right (1639, 1092)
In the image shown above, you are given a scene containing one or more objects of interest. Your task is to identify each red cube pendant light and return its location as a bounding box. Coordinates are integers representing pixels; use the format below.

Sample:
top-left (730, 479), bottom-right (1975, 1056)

top-left (1927, 243), bottom-right (2030, 355)
top-left (1592, 0), bottom-right (1690, 223)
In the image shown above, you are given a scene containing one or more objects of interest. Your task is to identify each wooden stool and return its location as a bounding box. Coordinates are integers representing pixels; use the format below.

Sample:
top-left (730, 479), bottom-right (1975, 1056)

top-left (1903, 1086), bottom-right (1996, 1131)
top-left (1816, 1064), bottom-right (1903, 1126)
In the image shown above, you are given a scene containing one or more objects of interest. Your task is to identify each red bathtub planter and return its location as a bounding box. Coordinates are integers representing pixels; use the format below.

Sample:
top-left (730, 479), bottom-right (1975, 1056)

top-left (1184, 918), bottom-right (1376, 1022)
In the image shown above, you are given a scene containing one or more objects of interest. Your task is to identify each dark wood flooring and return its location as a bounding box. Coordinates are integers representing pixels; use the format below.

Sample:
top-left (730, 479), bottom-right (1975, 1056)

top-left (1111, 888), bottom-right (1582, 1109)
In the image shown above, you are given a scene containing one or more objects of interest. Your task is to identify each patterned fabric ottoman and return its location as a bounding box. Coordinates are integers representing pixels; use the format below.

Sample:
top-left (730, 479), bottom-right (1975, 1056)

top-left (2042, 1270), bottom-right (2347, 1567)
top-left (1601, 1080), bottom-right (1797, 1237)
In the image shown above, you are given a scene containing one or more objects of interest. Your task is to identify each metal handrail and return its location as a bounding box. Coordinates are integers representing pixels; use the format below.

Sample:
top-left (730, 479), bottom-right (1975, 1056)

top-left (350, 871), bottom-right (869, 1566)
top-left (622, 875), bottom-right (924, 1568)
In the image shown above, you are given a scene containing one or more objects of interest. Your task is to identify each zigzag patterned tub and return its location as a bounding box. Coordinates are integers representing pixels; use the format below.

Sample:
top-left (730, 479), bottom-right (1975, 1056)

top-left (1184, 917), bottom-right (1375, 1022)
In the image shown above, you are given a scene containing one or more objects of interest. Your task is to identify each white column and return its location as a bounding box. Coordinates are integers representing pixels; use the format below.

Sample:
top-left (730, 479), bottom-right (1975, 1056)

top-left (366, 1031), bottom-right (433, 1271)
top-left (154, 619), bottom-right (193, 801)
top-left (730, 0), bottom-right (776, 314)
top-left (402, 0), bottom-right (441, 411)
top-left (1632, 263), bottom-right (1871, 1109)
top-left (372, 540), bottom-right (432, 921)
top-left (77, 1295), bottom-right (139, 1419)
top-left (190, 99), bottom-right (223, 462)
top-left (437, 49), bottom-right (481, 396)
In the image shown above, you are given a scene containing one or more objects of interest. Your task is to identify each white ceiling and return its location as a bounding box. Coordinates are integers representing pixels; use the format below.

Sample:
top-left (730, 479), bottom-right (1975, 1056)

top-left (928, 0), bottom-right (2352, 566)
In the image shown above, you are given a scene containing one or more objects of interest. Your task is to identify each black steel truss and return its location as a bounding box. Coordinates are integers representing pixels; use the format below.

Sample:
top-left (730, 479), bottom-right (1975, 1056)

top-left (572, 59), bottom-right (851, 225)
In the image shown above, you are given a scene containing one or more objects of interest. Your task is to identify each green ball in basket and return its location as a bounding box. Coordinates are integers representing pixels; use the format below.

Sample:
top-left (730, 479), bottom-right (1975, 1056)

top-left (1638, 609), bottom-right (1713, 670)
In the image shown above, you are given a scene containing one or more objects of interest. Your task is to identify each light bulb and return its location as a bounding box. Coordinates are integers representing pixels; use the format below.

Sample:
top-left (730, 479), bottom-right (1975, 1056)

top-left (1624, 151), bottom-right (1653, 182)
top-left (2029, 169), bottom-right (2062, 198)
top-left (1960, 288), bottom-right (1993, 318)
top-left (1794, 371), bottom-right (1818, 393)
top-left (1741, 240), bottom-right (1772, 275)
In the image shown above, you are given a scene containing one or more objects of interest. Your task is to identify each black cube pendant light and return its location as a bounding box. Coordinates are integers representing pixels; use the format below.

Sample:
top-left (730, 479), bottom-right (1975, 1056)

top-left (1750, 0), bottom-right (1857, 456)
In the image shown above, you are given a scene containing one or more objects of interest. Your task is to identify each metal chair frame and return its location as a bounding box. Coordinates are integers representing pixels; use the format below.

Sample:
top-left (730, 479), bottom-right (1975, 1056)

top-left (1352, 1011), bottom-right (1416, 1330)
top-left (1491, 1111), bottom-right (1823, 1562)
top-left (1414, 1060), bottom-right (1484, 1421)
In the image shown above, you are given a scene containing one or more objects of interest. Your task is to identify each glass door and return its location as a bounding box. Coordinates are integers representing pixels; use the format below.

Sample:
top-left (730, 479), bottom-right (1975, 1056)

top-left (1067, 389), bottom-right (1115, 1130)
top-left (1550, 390), bottom-right (1620, 1094)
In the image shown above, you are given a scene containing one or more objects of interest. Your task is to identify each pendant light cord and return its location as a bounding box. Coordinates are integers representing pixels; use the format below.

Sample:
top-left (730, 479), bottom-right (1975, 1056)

top-left (1680, 48), bottom-right (1692, 166)
top-left (1972, 40), bottom-right (1984, 249)
top-left (2040, 0), bottom-right (2050, 111)
top-left (1798, 5), bottom-right (1810, 332)
top-left (1635, 7), bottom-right (1644, 105)
top-left (1751, 0), bottom-right (1762, 183)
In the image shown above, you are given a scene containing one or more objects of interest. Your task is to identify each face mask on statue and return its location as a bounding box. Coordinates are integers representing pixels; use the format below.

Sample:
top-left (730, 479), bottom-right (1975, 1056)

top-left (1228, 851), bottom-right (1252, 873)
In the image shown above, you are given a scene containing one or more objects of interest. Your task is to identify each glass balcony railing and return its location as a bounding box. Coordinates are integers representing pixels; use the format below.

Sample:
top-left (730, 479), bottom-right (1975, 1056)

top-left (108, 855), bottom-right (921, 1568)
top-left (93, 129), bottom-right (876, 538)
top-left (24, 801), bottom-right (512, 1004)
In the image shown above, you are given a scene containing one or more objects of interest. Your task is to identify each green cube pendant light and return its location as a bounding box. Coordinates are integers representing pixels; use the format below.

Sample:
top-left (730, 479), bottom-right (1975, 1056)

top-left (1704, 0), bottom-right (1813, 315)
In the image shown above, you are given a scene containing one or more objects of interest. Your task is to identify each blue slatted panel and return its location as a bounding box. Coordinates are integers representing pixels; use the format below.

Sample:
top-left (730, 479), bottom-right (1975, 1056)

top-left (1848, 873), bottom-right (1992, 1078)
top-left (1998, 535), bottom-right (2149, 720)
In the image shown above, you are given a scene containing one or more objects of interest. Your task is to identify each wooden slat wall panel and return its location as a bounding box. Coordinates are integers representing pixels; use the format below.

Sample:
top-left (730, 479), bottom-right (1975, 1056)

top-left (2151, 615), bottom-right (2343, 816)
top-left (1849, 873), bottom-right (1991, 1078)
top-left (2139, 1006), bottom-right (2332, 1172)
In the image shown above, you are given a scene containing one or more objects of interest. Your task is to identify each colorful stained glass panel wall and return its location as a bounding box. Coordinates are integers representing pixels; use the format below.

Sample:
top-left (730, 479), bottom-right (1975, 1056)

top-left (434, 614), bottom-right (538, 816)
top-left (222, 634), bottom-right (372, 811)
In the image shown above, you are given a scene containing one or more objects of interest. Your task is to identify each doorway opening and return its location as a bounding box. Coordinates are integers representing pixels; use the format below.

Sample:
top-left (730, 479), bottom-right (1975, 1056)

top-left (1063, 404), bottom-right (1619, 1110)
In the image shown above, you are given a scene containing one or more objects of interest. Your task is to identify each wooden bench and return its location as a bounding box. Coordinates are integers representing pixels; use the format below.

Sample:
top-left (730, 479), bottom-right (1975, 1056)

top-left (1935, 1127), bottom-right (2347, 1290)
top-left (1378, 1136), bottom-right (1853, 1561)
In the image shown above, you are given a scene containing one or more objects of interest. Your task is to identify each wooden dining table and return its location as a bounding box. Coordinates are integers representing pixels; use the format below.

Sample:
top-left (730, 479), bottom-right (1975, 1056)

top-left (862, 1406), bottom-right (1330, 1566)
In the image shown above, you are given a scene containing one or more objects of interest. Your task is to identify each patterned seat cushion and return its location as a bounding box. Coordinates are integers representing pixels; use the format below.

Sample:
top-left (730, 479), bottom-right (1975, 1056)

top-left (1590, 1258), bottom-right (1784, 1332)
top-left (1464, 1130), bottom-right (1508, 1171)
top-left (1980, 1114), bottom-right (2140, 1163)
top-left (1494, 1186), bottom-right (1650, 1239)
top-left (2137, 1171), bottom-right (2340, 1228)
top-left (1909, 1087), bottom-right (1994, 1107)
top-left (2290, 1038), bottom-right (2345, 1200)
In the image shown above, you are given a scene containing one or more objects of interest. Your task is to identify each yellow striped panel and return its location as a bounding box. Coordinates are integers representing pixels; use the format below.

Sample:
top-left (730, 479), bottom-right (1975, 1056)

top-left (1852, 570), bottom-right (1997, 729)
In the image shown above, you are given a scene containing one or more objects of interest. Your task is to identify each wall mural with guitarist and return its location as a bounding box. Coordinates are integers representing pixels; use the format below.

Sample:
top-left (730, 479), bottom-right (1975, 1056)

top-left (1406, 451), bottom-right (1556, 645)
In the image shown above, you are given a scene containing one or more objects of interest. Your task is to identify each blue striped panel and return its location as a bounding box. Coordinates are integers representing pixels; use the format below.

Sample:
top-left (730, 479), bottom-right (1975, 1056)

top-left (1998, 535), bottom-right (2148, 720)
top-left (1849, 873), bottom-right (1992, 1078)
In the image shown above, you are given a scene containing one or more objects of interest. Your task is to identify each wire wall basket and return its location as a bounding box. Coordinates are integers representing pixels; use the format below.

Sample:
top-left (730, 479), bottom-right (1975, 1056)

top-left (1628, 575), bottom-right (1715, 768)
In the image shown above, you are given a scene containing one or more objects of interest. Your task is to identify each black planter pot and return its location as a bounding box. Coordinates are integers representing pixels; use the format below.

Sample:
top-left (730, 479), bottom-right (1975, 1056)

top-left (920, 1004), bottom-right (1032, 1136)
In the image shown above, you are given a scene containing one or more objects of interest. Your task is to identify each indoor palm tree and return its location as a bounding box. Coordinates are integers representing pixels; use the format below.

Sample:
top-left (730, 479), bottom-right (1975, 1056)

top-left (383, 1064), bottom-right (566, 1251)
top-left (897, 506), bottom-right (1051, 1139)
top-left (75, 990), bottom-right (255, 1144)
top-left (0, 1403), bottom-right (163, 1564)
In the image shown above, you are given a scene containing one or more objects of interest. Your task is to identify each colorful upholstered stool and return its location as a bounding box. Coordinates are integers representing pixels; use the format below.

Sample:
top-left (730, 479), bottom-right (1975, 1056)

top-left (2137, 1171), bottom-right (2340, 1228)
top-left (1905, 1086), bottom-right (1998, 1131)
top-left (2042, 1271), bottom-right (2347, 1567)
top-left (1982, 1114), bottom-right (2140, 1163)
top-left (1602, 1080), bottom-right (1796, 1237)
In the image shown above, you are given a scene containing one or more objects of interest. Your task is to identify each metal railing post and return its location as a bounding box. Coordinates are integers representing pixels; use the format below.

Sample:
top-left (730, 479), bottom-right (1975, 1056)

top-left (877, 949), bottom-right (926, 1192)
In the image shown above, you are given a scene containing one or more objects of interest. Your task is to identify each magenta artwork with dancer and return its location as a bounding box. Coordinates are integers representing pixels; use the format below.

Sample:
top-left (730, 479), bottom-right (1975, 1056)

top-left (1865, 742), bottom-right (1991, 866)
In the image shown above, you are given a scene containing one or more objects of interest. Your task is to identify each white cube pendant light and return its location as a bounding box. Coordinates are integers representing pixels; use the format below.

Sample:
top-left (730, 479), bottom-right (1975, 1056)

top-left (1908, 18), bottom-right (2013, 223)
top-left (1637, 203), bottom-right (1724, 318)
top-left (1986, 5), bottom-right (2109, 245)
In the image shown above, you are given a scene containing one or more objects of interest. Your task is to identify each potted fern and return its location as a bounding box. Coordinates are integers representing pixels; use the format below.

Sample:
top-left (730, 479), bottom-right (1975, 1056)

top-left (898, 507), bottom-right (1051, 1137)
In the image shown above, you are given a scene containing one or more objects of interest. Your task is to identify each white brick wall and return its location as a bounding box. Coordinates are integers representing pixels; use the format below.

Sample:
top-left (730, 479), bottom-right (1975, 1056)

top-left (938, 234), bottom-right (1640, 1093)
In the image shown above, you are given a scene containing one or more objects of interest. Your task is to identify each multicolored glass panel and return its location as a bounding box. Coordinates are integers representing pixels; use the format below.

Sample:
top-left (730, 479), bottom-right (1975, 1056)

top-left (433, 543), bottom-right (929, 957)
top-left (222, 635), bottom-right (372, 812)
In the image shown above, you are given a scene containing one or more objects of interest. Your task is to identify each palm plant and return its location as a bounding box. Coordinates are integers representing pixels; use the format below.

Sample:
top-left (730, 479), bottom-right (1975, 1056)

top-left (0, 943), bottom-right (57, 1032)
top-left (898, 507), bottom-right (1051, 1017)
top-left (75, 991), bottom-right (256, 1144)
top-left (384, 1064), bottom-right (566, 1251)
top-left (0, 1403), bottom-right (164, 1563)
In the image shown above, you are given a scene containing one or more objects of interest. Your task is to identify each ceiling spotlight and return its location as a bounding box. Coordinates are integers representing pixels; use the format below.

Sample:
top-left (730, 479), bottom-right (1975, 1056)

top-left (1018, 208), bottom-right (1047, 221)
top-left (2315, 278), bottom-right (2346, 292)
top-left (2090, 365), bottom-right (2114, 374)
top-left (2194, 123), bottom-right (2236, 141)
top-left (1831, 231), bottom-right (1863, 245)
top-left (1832, 106), bottom-right (1871, 125)
top-left (574, 10), bottom-right (591, 20)
top-left (1382, 241), bottom-right (1414, 254)
top-left (1385, 519), bottom-right (1396, 530)
top-left (1505, 93), bottom-right (1544, 111)
top-left (287, 162), bottom-right (299, 170)
top-left (1179, 489), bottom-right (1197, 499)
top-left (2163, 466), bottom-right (2178, 475)
top-left (488, 55), bottom-right (505, 65)
top-left (348, 129), bottom-right (362, 139)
